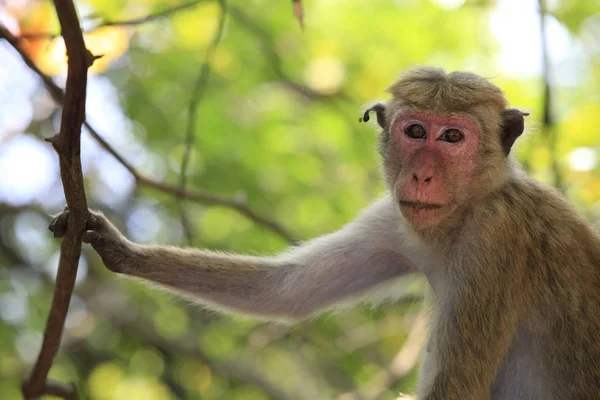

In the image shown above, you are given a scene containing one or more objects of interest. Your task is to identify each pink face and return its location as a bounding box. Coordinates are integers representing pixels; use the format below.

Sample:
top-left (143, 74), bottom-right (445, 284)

top-left (389, 110), bottom-right (481, 228)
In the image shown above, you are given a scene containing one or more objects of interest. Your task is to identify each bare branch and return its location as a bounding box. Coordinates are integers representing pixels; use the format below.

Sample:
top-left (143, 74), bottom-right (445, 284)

top-left (17, 0), bottom-right (210, 40)
top-left (0, 24), bottom-right (296, 243)
top-left (228, 5), bottom-right (349, 102)
top-left (39, 380), bottom-right (77, 400)
top-left (134, 173), bottom-right (295, 242)
top-left (537, 0), bottom-right (563, 191)
top-left (97, 0), bottom-right (207, 28)
top-left (89, 121), bottom-right (294, 241)
top-left (292, 0), bottom-right (304, 29)
top-left (0, 27), bottom-right (64, 103)
top-left (20, 0), bottom-right (93, 397)
top-left (14, 2), bottom-right (343, 103)
top-left (179, 0), bottom-right (228, 244)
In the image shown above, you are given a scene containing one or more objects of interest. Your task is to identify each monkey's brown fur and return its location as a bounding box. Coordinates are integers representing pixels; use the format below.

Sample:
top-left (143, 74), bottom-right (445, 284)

top-left (51, 67), bottom-right (600, 399)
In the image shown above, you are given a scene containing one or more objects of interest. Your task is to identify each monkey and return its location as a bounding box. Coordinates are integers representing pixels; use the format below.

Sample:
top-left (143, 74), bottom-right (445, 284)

top-left (50, 67), bottom-right (600, 400)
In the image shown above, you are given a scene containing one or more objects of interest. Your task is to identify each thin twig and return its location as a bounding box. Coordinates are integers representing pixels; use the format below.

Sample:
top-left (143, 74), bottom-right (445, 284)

top-left (537, 0), bottom-right (563, 191)
top-left (0, 27), bottom-right (64, 102)
top-left (228, 5), bottom-right (348, 101)
top-left (0, 25), bottom-right (295, 243)
top-left (14, 3), bottom-right (343, 103)
top-left (20, 0), bottom-right (93, 397)
top-left (17, 0), bottom-right (210, 40)
top-left (292, 0), bottom-right (304, 29)
top-left (39, 380), bottom-right (78, 400)
top-left (87, 121), bottom-right (294, 240)
top-left (87, 123), bottom-right (295, 241)
top-left (98, 0), bottom-right (207, 27)
top-left (179, 0), bottom-right (227, 244)
top-left (135, 174), bottom-right (295, 242)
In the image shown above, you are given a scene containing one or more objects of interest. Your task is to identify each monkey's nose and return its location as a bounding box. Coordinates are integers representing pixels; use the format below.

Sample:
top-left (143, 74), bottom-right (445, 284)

top-left (412, 173), bottom-right (433, 184)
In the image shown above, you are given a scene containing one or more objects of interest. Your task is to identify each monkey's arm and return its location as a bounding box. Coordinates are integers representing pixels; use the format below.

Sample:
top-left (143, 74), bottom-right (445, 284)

top-left (52, 197), bottom-right (417, 319)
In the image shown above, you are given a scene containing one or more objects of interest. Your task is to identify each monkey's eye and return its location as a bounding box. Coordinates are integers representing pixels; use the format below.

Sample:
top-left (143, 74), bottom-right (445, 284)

top-left (405, 124), bottom-right (426, 139)
top-left (439, 128), bottom-right (464, 143)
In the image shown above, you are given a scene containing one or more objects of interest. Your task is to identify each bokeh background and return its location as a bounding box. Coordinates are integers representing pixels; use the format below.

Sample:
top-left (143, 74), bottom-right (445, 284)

top-left (0, 0), bottom-right (599, 398)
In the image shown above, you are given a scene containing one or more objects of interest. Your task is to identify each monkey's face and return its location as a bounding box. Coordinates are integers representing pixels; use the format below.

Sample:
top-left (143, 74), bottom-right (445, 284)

top-left (384, 109), bottom-right (481, 229)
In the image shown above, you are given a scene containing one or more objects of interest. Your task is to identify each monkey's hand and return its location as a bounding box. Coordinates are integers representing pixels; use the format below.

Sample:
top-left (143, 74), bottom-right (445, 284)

top-left (49, 208), bottom-right (138, 273)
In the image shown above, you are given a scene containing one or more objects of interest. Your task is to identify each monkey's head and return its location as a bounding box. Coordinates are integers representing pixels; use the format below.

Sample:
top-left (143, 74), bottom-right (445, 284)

top-left (363, 67), bottom-right (528, 230)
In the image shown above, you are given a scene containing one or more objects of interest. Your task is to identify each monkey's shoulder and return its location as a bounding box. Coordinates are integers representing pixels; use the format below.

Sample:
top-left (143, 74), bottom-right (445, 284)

top-left (476, 177), bottom-right (600, 266)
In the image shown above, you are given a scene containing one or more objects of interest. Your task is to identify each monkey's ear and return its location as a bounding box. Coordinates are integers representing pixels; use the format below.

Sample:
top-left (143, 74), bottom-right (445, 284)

top-left (500, 108), bottom-right (530, 156)
top-left (360, 103), bottom-right (386, 129)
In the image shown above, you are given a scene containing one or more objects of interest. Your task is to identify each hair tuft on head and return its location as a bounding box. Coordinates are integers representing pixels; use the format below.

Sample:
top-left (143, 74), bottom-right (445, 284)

top-left (386, 67), bottom-right (507, 112)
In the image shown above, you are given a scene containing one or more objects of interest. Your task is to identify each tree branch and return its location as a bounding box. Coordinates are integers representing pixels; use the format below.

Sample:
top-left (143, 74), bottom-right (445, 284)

top-left (228, 5), bottom-right (349, 102)
top-left (17, 0), bottom-right (210, 40)
top-left (292, 0), bottom-right (304, 29)
top-left (20, 0), bottom-right (93, 397)
top-left (0, 26), bottom-right (64, 103)
top-left (1, 23), bottom-right (295, 243)
top-left (538, 0), bottom-right (563, 191)
top-left (179, 0), bottom-right (228, 244)
top-left (14, 2), bottom-right (343, 103)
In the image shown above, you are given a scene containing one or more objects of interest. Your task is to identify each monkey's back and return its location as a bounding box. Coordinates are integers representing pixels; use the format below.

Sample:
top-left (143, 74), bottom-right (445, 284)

top-left (487, 177), bottom-right (600, 399)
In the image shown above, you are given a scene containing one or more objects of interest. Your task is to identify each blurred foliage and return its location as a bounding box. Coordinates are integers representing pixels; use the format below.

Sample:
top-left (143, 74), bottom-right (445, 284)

top-left (0, 0), bottom-right (599, 399)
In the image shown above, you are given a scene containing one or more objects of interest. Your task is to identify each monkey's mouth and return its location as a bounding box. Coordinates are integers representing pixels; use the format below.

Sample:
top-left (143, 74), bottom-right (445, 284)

top-left (399, 201), bottom-right (443, 211)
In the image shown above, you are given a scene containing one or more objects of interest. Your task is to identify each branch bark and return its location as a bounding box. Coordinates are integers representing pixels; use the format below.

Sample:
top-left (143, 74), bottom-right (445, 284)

top-left (20, 0), bottom-right (93, 398)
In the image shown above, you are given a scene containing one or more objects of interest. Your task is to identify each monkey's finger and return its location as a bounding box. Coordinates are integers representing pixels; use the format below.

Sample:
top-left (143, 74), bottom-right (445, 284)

top-left (86, 211), bottom-right (113, 233)
top-left (48, 208), bottom-right (70, 238)
top-left (86, 213), bottom-right (100, 230)
top-left (82, 231), bottom-right (101, 244)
